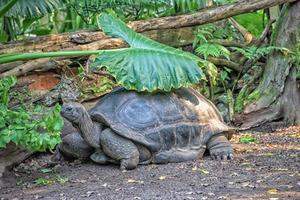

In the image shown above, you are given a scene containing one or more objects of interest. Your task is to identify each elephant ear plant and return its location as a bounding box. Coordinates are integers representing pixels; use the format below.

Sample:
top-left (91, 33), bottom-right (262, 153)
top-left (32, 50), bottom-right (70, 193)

top-left (0, 13), bottom-right (212, 92)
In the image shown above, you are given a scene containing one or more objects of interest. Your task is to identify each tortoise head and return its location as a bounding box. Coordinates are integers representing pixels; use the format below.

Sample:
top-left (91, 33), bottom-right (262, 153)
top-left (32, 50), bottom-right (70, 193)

top-left (61, 102), bottom-right (87, 125)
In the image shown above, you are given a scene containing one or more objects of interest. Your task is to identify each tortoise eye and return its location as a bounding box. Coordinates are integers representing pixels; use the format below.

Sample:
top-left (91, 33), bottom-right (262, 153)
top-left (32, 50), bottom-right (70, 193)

top-left (66, 107), bottom-right (72, 112)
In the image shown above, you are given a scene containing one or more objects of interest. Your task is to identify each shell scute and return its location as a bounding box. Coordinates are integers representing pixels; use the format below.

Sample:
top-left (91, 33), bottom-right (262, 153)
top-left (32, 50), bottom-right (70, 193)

top-left (160, 127), bottom-right (176, 151)
top-left (175, 125), bottom-right (190, 148)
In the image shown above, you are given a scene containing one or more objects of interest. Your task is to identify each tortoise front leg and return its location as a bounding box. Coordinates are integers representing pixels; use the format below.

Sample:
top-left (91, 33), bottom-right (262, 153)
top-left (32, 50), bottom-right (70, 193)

top-left (54, 132), bottom-right (94, 160)
top-left (207, 134), bottom-right (233, 160)
top-left (100, 128), bottom-right (139, 170)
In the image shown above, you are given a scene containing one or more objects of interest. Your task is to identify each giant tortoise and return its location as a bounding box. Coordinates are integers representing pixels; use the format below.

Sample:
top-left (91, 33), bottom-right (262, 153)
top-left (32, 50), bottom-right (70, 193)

top-left (56, 87), bottom-right (234, 170)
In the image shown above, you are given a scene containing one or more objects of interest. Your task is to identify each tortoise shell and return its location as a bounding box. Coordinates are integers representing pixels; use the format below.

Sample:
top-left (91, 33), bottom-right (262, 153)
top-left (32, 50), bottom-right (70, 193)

top-left (90, 87), bottom-right (232, 152)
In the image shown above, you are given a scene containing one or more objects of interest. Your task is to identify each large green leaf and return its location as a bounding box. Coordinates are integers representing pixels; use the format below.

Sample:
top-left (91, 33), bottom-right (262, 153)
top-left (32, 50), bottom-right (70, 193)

top-left (94, 13), bottom-right (207, 92)
top-left (94, 48), bottom-right (203, 92)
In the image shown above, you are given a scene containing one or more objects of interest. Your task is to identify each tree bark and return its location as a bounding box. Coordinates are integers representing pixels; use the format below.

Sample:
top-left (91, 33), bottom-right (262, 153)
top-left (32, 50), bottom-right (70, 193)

top-left (235, 1), bottom-right (300, 128)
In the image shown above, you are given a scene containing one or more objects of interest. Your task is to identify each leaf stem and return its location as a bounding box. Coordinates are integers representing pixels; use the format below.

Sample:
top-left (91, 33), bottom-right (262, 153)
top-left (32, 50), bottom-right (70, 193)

top-left (0, 50), bottom-right (102, 64)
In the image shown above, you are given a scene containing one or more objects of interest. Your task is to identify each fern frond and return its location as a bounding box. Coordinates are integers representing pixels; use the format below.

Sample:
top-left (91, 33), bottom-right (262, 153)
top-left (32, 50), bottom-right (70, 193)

top-left (232, 46), bottom-right (289, 61)
top-left (196, 43), bottom-right (230, 60)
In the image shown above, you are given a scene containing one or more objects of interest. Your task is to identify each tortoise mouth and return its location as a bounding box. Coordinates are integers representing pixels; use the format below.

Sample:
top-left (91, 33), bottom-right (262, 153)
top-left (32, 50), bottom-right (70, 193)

top-left (60, 108), bottom-right (68, 119)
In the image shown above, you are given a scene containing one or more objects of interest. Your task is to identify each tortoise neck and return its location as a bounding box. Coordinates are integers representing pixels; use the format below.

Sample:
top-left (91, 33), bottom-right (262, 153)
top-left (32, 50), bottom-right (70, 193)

top-left (76, 110), bottom-right (100, 148)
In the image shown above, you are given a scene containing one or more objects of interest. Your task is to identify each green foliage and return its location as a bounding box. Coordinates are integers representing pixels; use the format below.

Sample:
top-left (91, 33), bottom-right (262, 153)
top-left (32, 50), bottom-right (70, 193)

top-left (193, 24), bottom-right (231, 60)
top-left (239, 135), bottom-right (257, 144)
top-left (93, 13), bottom-right (207, 92)
top-left (0, 0), bottom-right (18, 17)
top-left (231, 46), bottom-right (289, 61)
top-left (34, 175), bottom-right (68, 186)
top-left (192, 23), bottom-right (234, 100)
top-left (196, 43), bottom-right (230, 60)
top-left (67, 0), bottom-right (208, 22)
top-left (213, 0), bottom-right (237, 5)
top-left (0, 76), bottom-right (63, 152)
top-left (90, 77), bottom-right (114, 95)
top-left (34, 177), bottom-right (53, 186)
top-left (173, 0), bottom-right (208, 13)
top-left (193, 24), bottom-right (230, 46)
top-left (0, 0), bottom-right (210, 41)
top-left (67, 0), bottom-right (169, 22)
top-left (0, 0), bottom-right (63, 40)
top-left (0, 0), bottom-right (63, 18)
top-left (289, 44), bottom-right (300, 79)
top-left (0, 75), bottom-right (16, 105)
top-left (234, 87), bottom-right (248, 113)
top-left (234, 12), bottom-right (266, 37)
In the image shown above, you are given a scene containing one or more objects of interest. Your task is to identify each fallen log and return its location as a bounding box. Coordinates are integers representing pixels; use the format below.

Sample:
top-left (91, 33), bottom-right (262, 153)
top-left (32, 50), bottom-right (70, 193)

top-left (129, 0), bottom-right (297, 31)
top-left (0, 26), bottom-right (197, 55)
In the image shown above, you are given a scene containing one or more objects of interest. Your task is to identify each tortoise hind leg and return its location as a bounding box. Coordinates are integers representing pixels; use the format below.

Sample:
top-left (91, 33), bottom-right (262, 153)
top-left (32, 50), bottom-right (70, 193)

top-left (100, 129), bottom-right (139, 170)
top-left (207, 134), bottom-right (233, 160)
top-left (153, 148), bottom-right (206, 164)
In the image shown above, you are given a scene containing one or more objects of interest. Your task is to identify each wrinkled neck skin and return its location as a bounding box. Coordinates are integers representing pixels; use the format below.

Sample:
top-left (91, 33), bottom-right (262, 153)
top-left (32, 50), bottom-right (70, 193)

top-left (74, 111), bottom-right (101, 149)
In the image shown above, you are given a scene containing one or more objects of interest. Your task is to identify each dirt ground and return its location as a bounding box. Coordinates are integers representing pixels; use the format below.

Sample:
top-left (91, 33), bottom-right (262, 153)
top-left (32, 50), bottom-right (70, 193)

top-left (1, 125), bottom-right (299, 200)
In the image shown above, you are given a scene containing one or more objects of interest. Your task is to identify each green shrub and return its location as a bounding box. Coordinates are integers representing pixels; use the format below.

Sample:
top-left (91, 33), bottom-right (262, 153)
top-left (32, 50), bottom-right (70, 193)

top-left (0, 76), bottom-right (63, 152)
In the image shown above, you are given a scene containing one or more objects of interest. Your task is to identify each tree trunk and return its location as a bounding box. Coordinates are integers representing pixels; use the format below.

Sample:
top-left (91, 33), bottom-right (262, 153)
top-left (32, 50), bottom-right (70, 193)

top-left (235, 1), bottom-right (300, 128)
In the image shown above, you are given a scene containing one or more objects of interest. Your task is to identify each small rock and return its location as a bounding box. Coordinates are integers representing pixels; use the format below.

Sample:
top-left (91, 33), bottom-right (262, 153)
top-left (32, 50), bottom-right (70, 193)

top-left (185, 197), bottom-right (195, 200)
top-left (34, 195), bottom-right (42, 199)
top-left (231, 172), bottom-right (239, 176)
top-left (102, 183), bottom-right (108, 187)
top-left (208, 192), bottom-right (215, 196)
top-left (86, 191), bottom-right (94, 197)
top-left (73, 179), bottom-right (86, 183)
top-left (53, 164), bottom-right (62, 171)
top-left (202, 183), bottom-right (209, 187)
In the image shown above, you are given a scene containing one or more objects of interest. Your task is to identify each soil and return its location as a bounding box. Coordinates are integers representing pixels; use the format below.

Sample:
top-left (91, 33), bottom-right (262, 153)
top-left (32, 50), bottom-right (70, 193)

top-left (1, 125), bottom-right (299, 200)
